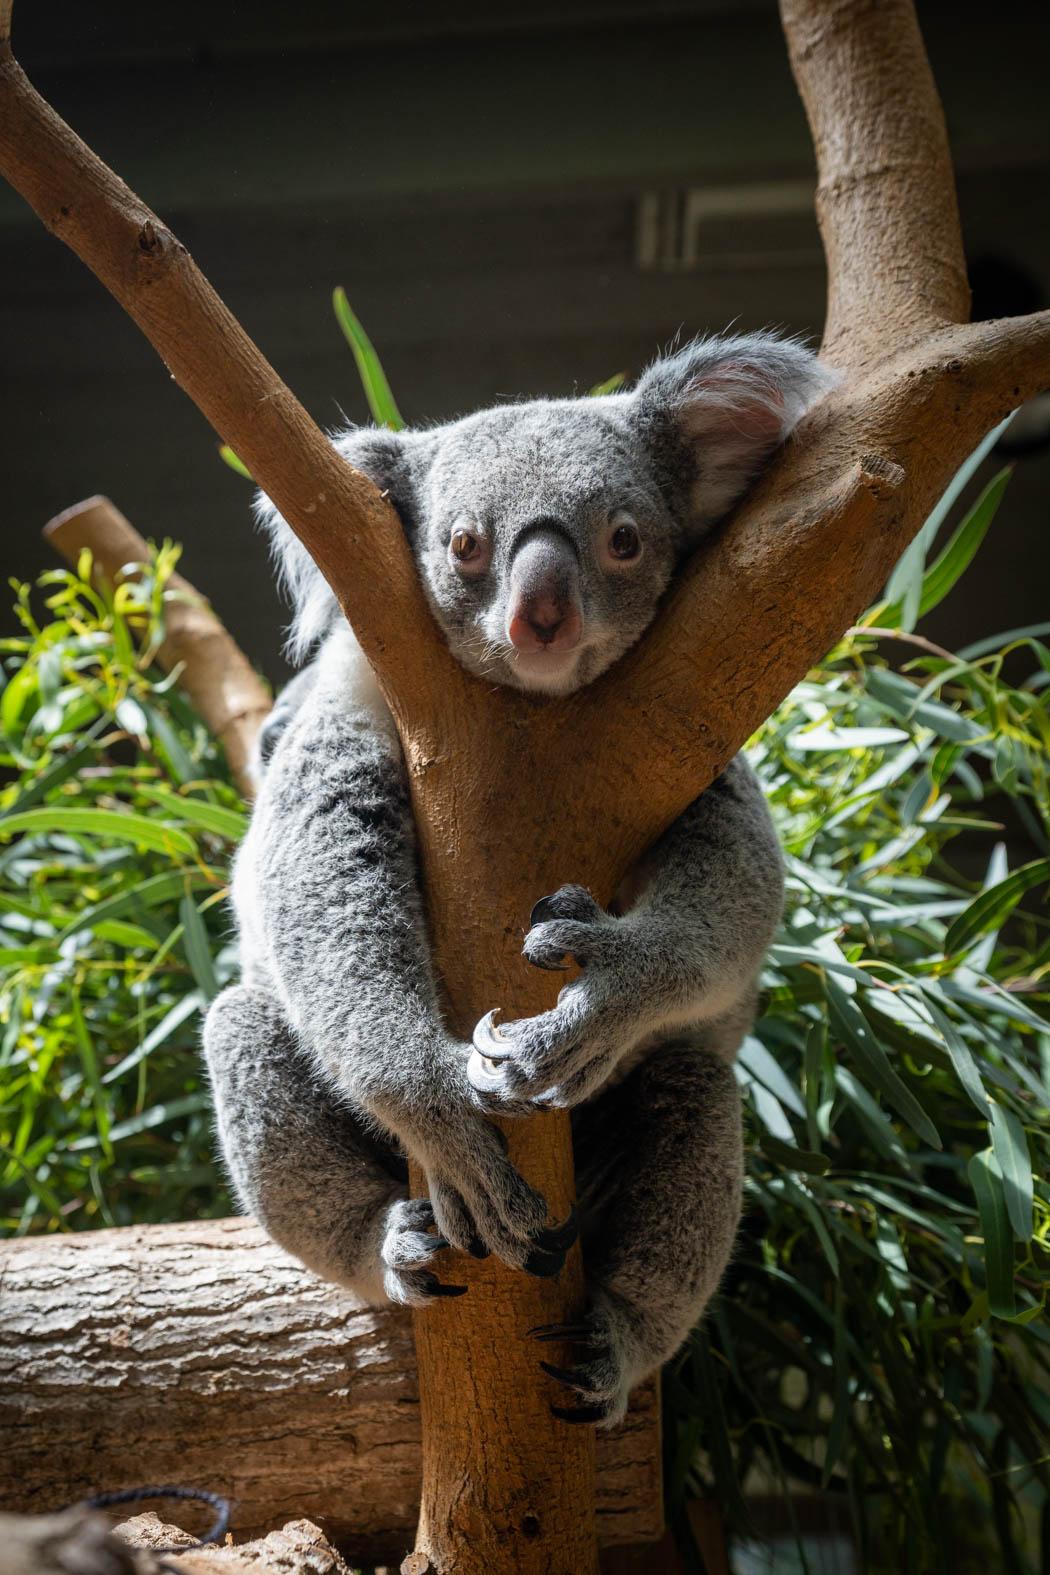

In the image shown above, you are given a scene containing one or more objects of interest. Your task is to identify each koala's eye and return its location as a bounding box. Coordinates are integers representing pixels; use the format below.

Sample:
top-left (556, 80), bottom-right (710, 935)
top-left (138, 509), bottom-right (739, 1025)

top-left (606, 518), bottom-right (642, 563)
top-left (449, 528), bottom-right (488, 574)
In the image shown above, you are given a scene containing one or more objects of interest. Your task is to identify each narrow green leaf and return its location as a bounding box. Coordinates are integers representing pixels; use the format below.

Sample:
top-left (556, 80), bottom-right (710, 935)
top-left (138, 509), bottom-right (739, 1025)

top-left (822, 1284), bottom-right (850, 1487)
top-left (332, 287), bottom-right (404, 430)
top-left (945, 858), bottom-right (1050, 955)
top-left (968, 1149), bottom-right (1016, 1319)
top-left (142, 703), bottom-right (197, 784)
top-left (0, 663), bottom-right (39, 734)
top-left (71, 990), bottom-right (112, 1159)
top-left (739, 1036), bottom-right (806, 1117)
top-left (881, 415), bottom-right (1012, 630)
top-left (921, 995), bottom-right (988, 1116)
top-left (588, 372), bottom-right (627, 397)
top-left (56, 869), bottom-right (218, 943)
top-left (988, 1103), bottom-right (1034, 1242)
top-left (788, 724), bottom-right (910, 752)
top-left (179, 894), bottom-right (220, 1002)
top-left (102, 991), bottom-right (203, 1084)
top-left (874, 468), bottom-right (1011, 628)
top-left (91, 918), bottom-right (162, 950)
top-left (758, 1132), bottom-right (830, 1175)
top-left (139, 787), bottom-right (248, 840)
top-left (0, 731), bottom-right (101, 815)
top-left (827, 978), bottom-right (941, 1149)
top-left (0, 806), bottom-right (196, 858)
top-left (218, 444), bottom-right (253, 479)
top-left (92, 1092), bottom-right (211, 1145)
top-left (969, 842), bottom-right (1009, 973)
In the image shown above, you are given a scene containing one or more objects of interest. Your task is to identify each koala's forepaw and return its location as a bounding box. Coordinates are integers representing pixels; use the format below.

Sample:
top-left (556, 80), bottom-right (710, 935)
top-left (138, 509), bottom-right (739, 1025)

top-left (381, 1198), bottom-right (466, 1306)
top-left (530, 1306), bottom-right (634, 1427)
top-left (467, 985), bottom-right (624, 1109)
top-left (523, 884), bottom-right (616, 972)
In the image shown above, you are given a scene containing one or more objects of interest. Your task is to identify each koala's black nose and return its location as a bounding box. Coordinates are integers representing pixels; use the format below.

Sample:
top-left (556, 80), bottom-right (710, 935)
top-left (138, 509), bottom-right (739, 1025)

top-left (507, 524), bottom-right (583, 655)
top-left (526, 599), bottom-right (566, 644)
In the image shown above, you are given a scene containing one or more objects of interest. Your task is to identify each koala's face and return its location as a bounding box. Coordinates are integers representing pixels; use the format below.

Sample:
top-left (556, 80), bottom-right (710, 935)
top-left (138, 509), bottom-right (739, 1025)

top-left (406, 400), bottom-right (680, 695)
top-left (264, 333), bottom-right (834, 692)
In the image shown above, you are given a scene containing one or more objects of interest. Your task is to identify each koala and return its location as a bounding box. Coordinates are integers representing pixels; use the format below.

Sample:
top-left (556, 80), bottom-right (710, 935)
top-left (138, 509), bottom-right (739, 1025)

top-left (204, 332), bottom-right (834, 1426)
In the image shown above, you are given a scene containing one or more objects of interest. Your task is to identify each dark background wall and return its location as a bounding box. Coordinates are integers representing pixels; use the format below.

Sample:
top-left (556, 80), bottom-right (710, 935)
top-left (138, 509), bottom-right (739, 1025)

top-left (2, 1), bottom-right (1048, 690)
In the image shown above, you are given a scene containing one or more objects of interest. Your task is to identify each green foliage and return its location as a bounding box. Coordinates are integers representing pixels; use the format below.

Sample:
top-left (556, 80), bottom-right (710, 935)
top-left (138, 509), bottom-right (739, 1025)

top-left (3, 318), bottom-right (1049, 1567)
top-left (0, 550), bottom-right (246, 1233)
top-left (664, 601), bottom-right (1050, 1571)
top-left (332, 286), bottom-right (405, 430)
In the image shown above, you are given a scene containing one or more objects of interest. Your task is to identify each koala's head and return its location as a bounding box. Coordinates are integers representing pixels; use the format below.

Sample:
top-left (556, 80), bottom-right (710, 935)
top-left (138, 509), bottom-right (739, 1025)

top-left (261, 332), bottom-right (834, 695)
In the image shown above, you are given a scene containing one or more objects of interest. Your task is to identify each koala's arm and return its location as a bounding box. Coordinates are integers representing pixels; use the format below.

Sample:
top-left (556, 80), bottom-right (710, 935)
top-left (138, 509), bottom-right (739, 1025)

top-left (236, 671), bottom-right (561, 1266)
top-left (469, 756), bottom-right (783, 1107)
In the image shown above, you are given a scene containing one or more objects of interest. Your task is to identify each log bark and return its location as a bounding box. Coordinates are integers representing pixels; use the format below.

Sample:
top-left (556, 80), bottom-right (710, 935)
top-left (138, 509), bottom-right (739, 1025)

top-left (43, 496), bottom-right (272, 798)
top-left (0, 1221), bottom-right (662, 1569)
top-left (4, 0), bottom-right (1050, 1570)
top-left (0, 1508), bottom-right (351, 1575)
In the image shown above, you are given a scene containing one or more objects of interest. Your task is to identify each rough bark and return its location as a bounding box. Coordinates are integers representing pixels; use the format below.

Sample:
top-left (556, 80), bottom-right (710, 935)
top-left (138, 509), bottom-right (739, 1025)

top-left (0, 1509), bottom-right (351, 1575)
top-left (4, 0), bottom-right (1050, 1569)
top-left (43, 496), bottom-right (272, 798)
top-left (0, 1221), bottom-right (662, 1568)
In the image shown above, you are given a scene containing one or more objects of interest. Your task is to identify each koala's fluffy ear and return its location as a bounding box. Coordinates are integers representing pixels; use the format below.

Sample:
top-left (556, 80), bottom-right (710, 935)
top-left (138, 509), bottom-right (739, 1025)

top-left (630, 333), bottom-right (837, 536)
top-left (255, 428), bottom-right (416, 661)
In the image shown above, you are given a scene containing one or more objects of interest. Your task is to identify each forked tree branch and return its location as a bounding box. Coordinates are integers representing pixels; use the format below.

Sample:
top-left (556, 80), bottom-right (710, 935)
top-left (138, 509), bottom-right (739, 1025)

top-left (5, 1), bottom-right (1050, 1571)
top-left (782, 0), bottom-right (971, 368)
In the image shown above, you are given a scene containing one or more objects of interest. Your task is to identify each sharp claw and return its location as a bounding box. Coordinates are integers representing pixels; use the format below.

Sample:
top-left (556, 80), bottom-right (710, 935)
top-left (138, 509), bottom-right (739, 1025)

top-left (522, 1246), bottom-right (566, 1278)
top-left (467, 1237), bottom-right (490, 1260)
top-left (530, 894), bottom-right (561, 927)
top-left (430, 1237), bottom-right (450, 1253)
top-left (527, 1321), bottom-right (592, 1343)
top-left (539, 1360), bottom-right (584, 1389)
top-left (551, 1403), bottom-right (608, 1425)
top-left (532, 1206), bottom-right (578, 1253)
top-left (472, 1009), bottom-right (515, 1063)
top-left (420, 1272), bottom-right (468, 1298)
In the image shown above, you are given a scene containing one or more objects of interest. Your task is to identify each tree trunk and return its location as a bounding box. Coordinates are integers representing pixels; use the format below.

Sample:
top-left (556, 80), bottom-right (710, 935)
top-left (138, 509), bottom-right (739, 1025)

top-left (0, 1220), bottom-right (662, 1569)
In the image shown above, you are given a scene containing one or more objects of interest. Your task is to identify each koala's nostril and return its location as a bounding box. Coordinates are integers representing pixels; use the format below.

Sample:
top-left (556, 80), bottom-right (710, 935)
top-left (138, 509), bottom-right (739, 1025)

top-left (528, 611), bottom-right (564, 644)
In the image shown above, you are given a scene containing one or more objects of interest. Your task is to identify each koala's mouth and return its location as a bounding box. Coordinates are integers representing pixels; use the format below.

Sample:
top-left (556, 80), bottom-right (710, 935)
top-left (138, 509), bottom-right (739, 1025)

top-left (506, 645), bottom-right (584, 695)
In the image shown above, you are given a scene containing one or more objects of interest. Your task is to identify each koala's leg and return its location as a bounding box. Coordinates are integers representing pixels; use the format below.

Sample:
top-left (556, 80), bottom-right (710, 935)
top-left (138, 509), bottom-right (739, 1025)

top-left (468, 754), bottom-right (782, 1108)
top-left (203, 984), bottom-right (466, 1305)
top-left (532, 1039), bottom-right (743, 1426)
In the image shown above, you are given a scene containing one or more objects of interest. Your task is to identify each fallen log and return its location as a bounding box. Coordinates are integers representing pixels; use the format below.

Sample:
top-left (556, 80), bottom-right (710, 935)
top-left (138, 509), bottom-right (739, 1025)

top-left (0, 1219), bottom-right (662, 1567)
top-left (0, 1508), bottom-right (352, 1575)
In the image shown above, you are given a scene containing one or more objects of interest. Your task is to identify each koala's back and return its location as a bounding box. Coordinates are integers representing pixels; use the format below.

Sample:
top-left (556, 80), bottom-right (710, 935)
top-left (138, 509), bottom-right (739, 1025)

top-left (231, 626), bottom-right (401, 996)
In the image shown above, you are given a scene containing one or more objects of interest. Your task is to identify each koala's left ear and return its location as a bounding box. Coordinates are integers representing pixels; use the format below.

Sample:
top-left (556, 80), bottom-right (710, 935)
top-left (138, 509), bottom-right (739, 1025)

top-left (629, 333), bottom-right (838, 534)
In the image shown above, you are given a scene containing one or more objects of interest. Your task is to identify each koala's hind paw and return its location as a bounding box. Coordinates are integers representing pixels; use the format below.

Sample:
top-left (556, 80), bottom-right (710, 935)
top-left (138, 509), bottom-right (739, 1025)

top-left (530, 1309), bottom-right (633, 1427)
top-left (523, 884), bottom-right (616, 972)
top-left (381, 1198), bottom-right (466, 1306)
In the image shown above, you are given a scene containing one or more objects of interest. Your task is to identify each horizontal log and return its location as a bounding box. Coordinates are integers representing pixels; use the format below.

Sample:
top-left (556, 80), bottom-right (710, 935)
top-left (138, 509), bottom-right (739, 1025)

top-left (0, 1507), bottom-right (353, 1575)
top-left (0, 1219), bottom-right (662, 1566)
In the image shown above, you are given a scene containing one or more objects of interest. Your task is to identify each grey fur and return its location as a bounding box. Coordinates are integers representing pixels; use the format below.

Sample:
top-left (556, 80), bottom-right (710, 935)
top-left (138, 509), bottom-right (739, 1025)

top-left (205, 330), bottom-right (832, 1424)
